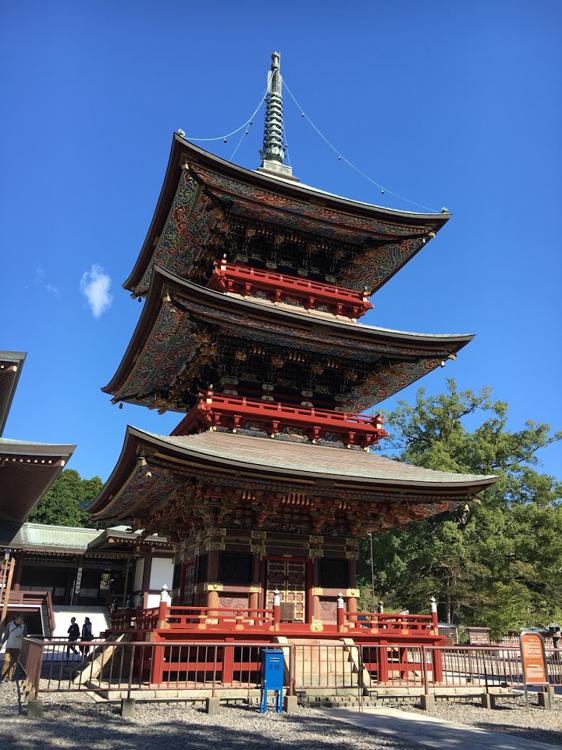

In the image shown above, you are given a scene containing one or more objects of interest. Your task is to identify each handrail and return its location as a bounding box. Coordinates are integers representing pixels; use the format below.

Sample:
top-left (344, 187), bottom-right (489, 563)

top-left (208, 259), bottom-right (373, 319)
top-left (172, 392), bottom-right (388, 447)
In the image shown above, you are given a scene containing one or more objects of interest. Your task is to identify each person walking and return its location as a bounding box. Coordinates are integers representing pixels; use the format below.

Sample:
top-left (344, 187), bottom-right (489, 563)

top-left (66, 617), bottom-right (80, 657)
top-left (80, 617), bottom-right (93, 657)
top-left (1, 615), bottom-right (27, 681)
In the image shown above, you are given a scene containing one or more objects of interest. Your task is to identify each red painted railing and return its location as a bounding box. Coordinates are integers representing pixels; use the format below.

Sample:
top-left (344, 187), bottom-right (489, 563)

top-left (110, 604), bottom-right (433, 637)
top-left (172, 392), bottom-right (388, 448)
top-left (111, 605), bottom-right (275, 632)
top-left (346, 612), bottom-right (434, 633)
top-left (20, 638), bottom-right (562, 698)
top-left (208, 258), bottom-right (373, 320)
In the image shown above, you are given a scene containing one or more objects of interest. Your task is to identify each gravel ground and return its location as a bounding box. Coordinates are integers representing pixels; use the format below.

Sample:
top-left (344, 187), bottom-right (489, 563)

top-left (408, 694), bottom-right (562, 747)
top-left (0, 680), bottom-right (416, 750)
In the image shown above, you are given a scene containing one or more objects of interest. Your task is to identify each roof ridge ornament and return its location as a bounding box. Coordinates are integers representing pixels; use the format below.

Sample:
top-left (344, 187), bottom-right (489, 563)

top-left (257, 51), bottom-right (298, 181)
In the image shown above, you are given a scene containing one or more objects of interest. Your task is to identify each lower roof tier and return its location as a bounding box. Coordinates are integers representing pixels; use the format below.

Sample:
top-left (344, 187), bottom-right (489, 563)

top-left (89, 427), bottom-right (497, 537)
top-left (104, 266), bottom-right (473, 413)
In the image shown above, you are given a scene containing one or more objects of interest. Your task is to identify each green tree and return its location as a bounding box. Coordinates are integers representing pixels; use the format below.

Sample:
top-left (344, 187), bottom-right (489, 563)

top-left (359, 380), bottom-right (562, 638)
top-left (28, 469), bottom-right (102, 528)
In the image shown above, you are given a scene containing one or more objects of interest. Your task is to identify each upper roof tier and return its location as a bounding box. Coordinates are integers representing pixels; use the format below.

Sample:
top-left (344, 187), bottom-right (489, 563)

top-left (124, 135), bottom-right (450, 297)
top-left (104, 266), bottom-right (472, 414)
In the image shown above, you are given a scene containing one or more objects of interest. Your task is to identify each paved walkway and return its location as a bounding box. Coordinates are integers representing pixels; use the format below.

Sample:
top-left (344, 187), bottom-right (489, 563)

top-left (319, 706), bottom-right (557, 750)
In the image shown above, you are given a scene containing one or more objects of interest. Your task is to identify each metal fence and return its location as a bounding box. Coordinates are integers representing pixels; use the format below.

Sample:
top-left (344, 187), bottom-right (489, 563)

top-left (18, 638), bottom-right (562, 703)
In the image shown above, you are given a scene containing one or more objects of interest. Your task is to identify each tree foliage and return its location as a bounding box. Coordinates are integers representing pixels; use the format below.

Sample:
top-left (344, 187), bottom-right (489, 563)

top-left (359, 380), bottom-right (562, 637)
top-left (28, 469), bottom-right (102, 528)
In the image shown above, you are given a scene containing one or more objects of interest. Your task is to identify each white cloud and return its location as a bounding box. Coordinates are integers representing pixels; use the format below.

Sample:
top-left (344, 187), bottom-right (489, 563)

top-left (46, 283), bottom-right (60, 296)
top-left (80, 265), bottom-right (113, 318)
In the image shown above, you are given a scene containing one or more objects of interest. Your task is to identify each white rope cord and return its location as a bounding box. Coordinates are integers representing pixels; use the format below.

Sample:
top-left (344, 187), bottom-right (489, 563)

top-left (282, 79), bottom-right (438, 213)
top-left (186, 88), bottom-right (268, 143)
top-left (229, 126), bottom-right (249, 161)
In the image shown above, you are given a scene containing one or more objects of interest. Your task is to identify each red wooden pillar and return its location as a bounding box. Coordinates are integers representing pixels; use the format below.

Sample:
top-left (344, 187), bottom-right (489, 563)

top-left (337, 593), bottom-right (346, 632)
top-left (223, 637), bottom-right (234, 684)
top-left (305, 560), bottom-right (314, 625)
top-left (150, 638), bottom-right (165, 684)
top-left (431, 647), bottom-right (444, 683)
top-left (11, 554), bottom-right (23, 591)
top-left (378, 642), bottom-right (389, 684)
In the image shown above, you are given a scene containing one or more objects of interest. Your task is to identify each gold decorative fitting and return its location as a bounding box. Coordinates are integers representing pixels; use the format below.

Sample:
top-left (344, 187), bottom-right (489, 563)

top-left (311, 587), bottom-right (324, 596)
top-left (310, 620), bottom-right (324, 632)
top-left (308, 548), bottom-right (324, 559)
top-left (203, 583), bottom-right (224, 592)
top-left (346, 588), bottom-right (360, 598)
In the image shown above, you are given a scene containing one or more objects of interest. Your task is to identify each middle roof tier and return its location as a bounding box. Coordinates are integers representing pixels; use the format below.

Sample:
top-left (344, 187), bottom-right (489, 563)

top-left (104, 266), bottom-right (472, 413)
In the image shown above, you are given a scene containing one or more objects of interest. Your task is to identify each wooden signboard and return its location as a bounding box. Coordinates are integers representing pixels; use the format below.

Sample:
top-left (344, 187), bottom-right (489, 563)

top-left (467, 627), bottom-right (491, 645)
top-left (520, 630), bottom-right (548, 704)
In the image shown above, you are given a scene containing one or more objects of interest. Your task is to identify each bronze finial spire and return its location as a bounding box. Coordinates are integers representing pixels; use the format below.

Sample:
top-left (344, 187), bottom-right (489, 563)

top-left (258, 51), bottom-right (295, 179)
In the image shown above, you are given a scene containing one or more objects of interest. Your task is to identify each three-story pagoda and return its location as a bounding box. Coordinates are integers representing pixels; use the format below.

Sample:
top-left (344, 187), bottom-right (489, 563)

top-left (91, 53), bottom-right (495, 634)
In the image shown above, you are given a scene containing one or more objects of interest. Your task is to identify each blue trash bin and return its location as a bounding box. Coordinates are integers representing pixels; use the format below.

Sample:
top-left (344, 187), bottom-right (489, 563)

top-left (260, 648), bottom-right (284, 713)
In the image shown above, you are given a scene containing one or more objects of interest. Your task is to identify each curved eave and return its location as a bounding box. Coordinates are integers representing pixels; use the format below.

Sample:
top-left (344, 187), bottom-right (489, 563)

top-left (0, 439), bottom-right (76, 523)
top-left (0, 439), bottom-right (76, 458)
top-left (90, 426), bottom-right (497, 520)
top-left (105, 266), bottom-right (473, 398)
top-left (124, 134), bottom-right (451, 292)
top-left (0, 351), bottom-right (26, 436)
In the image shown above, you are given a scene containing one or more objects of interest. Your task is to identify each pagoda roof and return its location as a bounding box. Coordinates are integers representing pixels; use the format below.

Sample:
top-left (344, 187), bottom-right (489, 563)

top-left (0, 438), bottom-right (76, 524)
top-left (89, 427), bottom-right (496, 523)
top-left (104, 266), bottom-right (473, 412)
top-left (0, 351), bottom-right (26, 436)
top-left (124, 135), bottom-right (450, 295)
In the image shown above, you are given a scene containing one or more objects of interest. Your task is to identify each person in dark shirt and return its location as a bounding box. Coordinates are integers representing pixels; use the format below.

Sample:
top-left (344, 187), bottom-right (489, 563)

top-left (80, 617), bottom-right (93, 657)
top-left (66, 617), bottom-right (80, 657)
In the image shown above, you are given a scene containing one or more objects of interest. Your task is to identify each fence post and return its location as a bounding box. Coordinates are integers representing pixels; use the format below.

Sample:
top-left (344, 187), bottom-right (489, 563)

top-left (419, 646), bottom-right (438, 710)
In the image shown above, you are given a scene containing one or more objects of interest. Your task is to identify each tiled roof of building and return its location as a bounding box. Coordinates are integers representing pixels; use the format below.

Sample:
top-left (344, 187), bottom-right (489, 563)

top-left (8, 522), bottom-right (170, 553)
top-left (11, 523), bottom-right (100, 551)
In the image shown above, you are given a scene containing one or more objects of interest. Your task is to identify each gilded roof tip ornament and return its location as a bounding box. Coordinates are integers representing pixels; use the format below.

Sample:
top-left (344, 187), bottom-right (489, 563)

top-left (258, 51), bottom-right (296, 180)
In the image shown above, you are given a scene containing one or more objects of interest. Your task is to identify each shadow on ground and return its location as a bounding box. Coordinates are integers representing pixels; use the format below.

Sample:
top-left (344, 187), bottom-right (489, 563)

top-left (0, 695), bottom-right (409, 750)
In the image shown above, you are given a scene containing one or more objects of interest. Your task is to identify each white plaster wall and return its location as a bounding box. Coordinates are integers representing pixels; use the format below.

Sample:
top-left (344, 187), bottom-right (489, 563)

top-left (149, 557), bottom-right (174, 591)
top-left (146, 593), bottom-right (161, 609)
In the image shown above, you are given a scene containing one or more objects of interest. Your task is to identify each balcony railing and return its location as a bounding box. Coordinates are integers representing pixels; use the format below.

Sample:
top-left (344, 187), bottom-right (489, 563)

top-left (172, 392), bottom-right (388, 448)
top-left (207, 258), bottom-right (373, 320)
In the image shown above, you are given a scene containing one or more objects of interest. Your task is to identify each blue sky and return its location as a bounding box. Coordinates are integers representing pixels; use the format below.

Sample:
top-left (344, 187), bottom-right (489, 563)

top-left (1, 1), bottom-right (561, 481)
